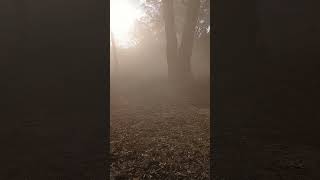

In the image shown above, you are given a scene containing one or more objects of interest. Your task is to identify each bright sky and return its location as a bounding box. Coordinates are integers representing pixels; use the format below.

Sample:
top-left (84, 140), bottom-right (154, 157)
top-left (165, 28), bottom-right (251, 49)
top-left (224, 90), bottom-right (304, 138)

top-left (110, 0), bottom-right (144, 48)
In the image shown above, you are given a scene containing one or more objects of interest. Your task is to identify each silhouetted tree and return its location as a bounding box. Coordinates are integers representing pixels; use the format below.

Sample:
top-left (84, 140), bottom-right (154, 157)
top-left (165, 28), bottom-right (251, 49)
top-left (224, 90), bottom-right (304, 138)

top-left (163, 0), bottom-right (201, 81)
top-left (178, 0), bottom-right (201, 79)
top-left (163, 0), bottom-right (179, 80)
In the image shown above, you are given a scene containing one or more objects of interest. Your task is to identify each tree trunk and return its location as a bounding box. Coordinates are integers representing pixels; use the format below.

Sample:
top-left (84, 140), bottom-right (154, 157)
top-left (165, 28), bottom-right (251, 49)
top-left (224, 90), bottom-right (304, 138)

top-left (163, 0), bottom-right (178, 81)
top-left (163, 0), bottom-right (200, 83)
top-left (178, 0), bottom-right (200, 80)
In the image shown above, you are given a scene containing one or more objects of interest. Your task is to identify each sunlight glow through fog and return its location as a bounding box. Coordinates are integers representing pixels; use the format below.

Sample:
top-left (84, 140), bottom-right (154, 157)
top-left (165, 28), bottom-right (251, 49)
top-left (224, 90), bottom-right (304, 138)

top-left (110, 0), bottom-right (144, 48)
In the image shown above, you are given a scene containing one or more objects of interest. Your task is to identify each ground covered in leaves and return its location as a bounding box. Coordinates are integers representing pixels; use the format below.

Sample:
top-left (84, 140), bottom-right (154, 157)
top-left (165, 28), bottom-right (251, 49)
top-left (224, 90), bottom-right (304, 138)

top-left (110, 77), bottom-right (210, 179)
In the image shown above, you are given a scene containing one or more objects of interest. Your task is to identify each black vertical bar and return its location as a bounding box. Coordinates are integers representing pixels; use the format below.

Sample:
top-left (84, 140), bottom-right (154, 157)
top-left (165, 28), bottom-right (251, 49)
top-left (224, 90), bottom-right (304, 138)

top-left (105, 0), bottom-right (110, 179)
top-left (0, 0), bottom-right (110, 179)
top-left (213, 0), bottom-right (256, 178)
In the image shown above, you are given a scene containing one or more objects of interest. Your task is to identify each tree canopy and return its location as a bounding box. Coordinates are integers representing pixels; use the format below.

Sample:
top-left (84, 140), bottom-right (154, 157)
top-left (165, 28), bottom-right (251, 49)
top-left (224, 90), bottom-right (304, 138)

top-left (131, 0), bottom-right (210, 47)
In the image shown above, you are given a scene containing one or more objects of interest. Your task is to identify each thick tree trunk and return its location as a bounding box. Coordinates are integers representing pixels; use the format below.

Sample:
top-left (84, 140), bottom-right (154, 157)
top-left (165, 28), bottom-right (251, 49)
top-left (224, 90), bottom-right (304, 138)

top-left (178, 0), bottom-right (200, 80)
top-left (163, 0), bottom-right (178, 81)
top-left (163, 0), bottom-right (200, 83)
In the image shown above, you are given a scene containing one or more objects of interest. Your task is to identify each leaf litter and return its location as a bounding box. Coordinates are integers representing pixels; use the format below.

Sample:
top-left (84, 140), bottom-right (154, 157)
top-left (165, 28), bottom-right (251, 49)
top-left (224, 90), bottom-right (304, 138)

top-left (110, 79), bottom-right (210, 179)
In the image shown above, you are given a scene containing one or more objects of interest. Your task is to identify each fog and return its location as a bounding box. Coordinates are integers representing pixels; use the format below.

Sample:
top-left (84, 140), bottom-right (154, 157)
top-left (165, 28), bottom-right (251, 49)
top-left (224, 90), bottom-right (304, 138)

top-left (110, 0), bottom-right (210, 178)
top-left (111, 38), bottom-right (210, 80)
